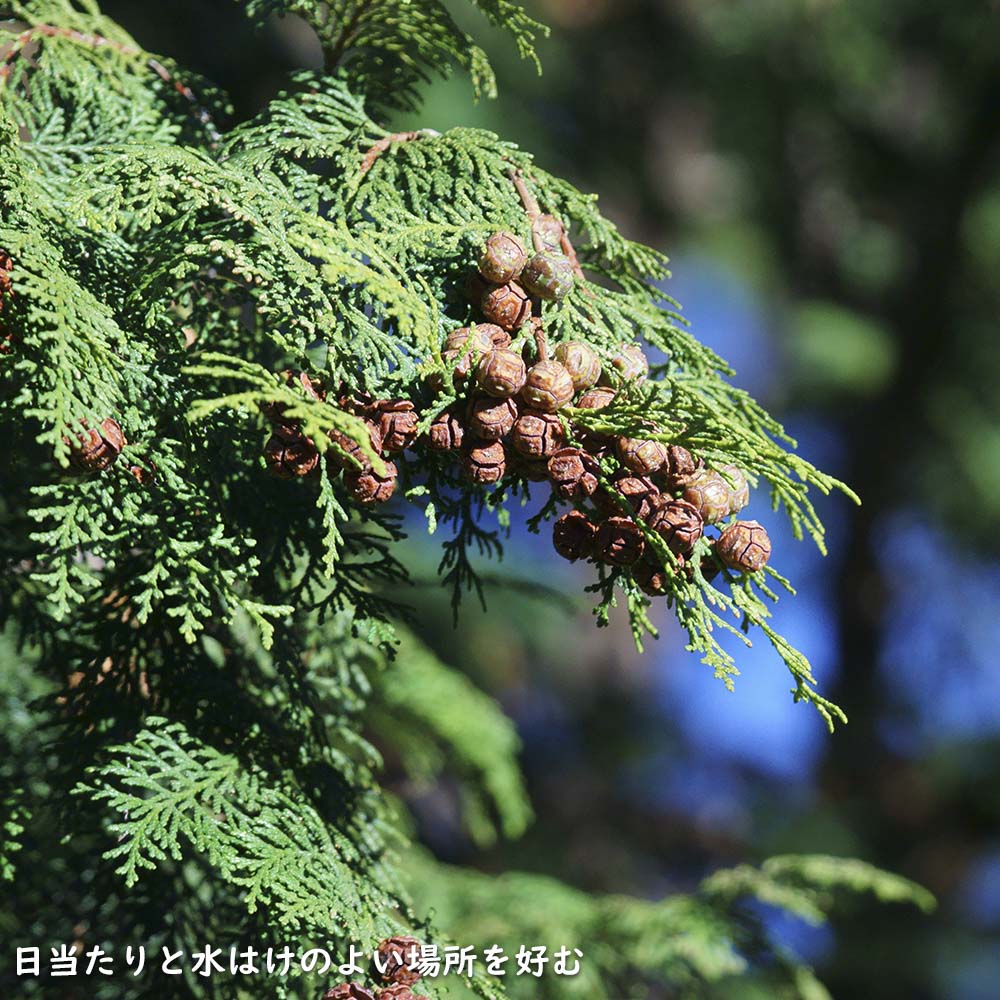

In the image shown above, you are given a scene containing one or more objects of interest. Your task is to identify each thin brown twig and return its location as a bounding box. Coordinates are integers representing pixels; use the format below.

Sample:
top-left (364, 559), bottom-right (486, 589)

top-left (509, 168), bottom-right (542, 221)
top-left (508, 167), bottom-right (590, 289)
top-left (531, 317), bottom-right (548, 360)
top-left (359, 130), bottom-right (428, 175)
top-left (0, 23), bottom-right (137, 81)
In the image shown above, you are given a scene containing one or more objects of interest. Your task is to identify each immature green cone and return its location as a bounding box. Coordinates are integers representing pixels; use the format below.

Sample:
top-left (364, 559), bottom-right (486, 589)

top-left (510, 410), bottom-right (565, 458)
top-left (469, 395), bottom-right (518, 440)
top-left (554, 340), bottom-right (601, 391)
top-left (264, 426), bottom-right (320, 479)
top-left (478, 231), bottom-right (528, 284)
top-left (594, 516), bottom-right (645, 566)
top-left (552, 510), bottom-right (596, 562)
top-left (717, 520), bottom-right (772, 573)
top-left (480, 280), bottom-right (532, 331)
top-left (66, 417), bottom-right (126, 473)
top-left (521, 359), bottom-right (575, 412)
top-left (682, 468), bottom-right (732, 525)
top-left (476, 348), bottom-right (527, 398)
top-left (521, 251), bottom-right (575, 301)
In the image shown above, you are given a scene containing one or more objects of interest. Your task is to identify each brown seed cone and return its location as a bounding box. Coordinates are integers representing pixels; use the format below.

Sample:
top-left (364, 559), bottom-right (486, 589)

top-left (716, 520), bottom-right (772, 573)
top-left (601, 344), bottom-right (649, 385)
top-left (337, 387), bottom-right (376, 417)
top-left (480, 281), bottom-right (532, 332)
top-left (329, 421), bottom-right (383, 472)
top-left (442, 326), bottom-right (495, 385)
top-left (532, 214), bottom-right (564, 252)
top-left (345, 461), bottom-right (398, 505)
top-left (469, 396), bottom-right (518, 440)
top-left (374, 936), bottom-right (422, 986)
top-left (681, 469), bottom-right (732, 525)
top-left (719, 463), bottom-right (750, 515)
top-left (323, 984), bottom-right (376, 1000)
top-left (552, 510), bottom-right (596, 562)
top-left (260, 370), bottom-right (324, 427)
top-left (463, 440), bottom-right (507, 484)
top-left (648, 499), bottom-right (703, 554)
top-left (572, 386), bottom-right (616, 452)
top-left (478, 231), bottom-right (528, 284)
top-left (617, 436), bottom-right (668, 476)
top-left (477, 323), bottom-right (511, 348)
top-left (633, 556), bottom-right (675, 596)
top-left (575, 386), bottom-right (616, 411)
top-left (264, 427), bottom-right (320, 479)
top-left (476, 348), bottom-right (527, 398)
top-left (547, 447), bottom-right (600, 501)
top-left (594, 516), bottom-right (646, 567)
top-left (426, 408), bottom-right (465, 451)
top-left (520, 359), bottom-right (575, 413)
top-left (605, 470), bottom-right (659, 520)
top-left (377, 987), bottom-right (428, 1000)
top-left (658, 445), bottom-right (702, 489)
top-left (375, 399), bottom-right (419, 453)
top-left (554, 341), bottom-right (602, 392)
top-left (510, 410), bottom-right (565, 458)
top-left (67, 418), bottom-right (126, 473)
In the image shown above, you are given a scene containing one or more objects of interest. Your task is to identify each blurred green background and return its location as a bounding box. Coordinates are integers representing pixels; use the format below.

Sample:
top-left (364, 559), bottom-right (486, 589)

top-left (98, 1), bottom-right (1000, 996)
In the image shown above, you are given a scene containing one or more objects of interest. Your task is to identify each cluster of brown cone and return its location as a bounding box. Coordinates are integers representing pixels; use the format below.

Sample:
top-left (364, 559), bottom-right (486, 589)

top-left (322, 936), bottom-right (427, 1000)
top-left (262, 370), bottom-right (417, 506)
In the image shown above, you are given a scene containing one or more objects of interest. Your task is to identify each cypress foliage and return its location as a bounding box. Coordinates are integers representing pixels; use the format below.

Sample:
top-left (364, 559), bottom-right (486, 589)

top-left (0, 2), bottom-right (930, 997)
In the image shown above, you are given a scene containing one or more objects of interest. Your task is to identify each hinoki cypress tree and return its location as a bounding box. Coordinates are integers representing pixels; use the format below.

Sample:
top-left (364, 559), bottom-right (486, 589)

top-left (0, 2), bottom-right (932, 997)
